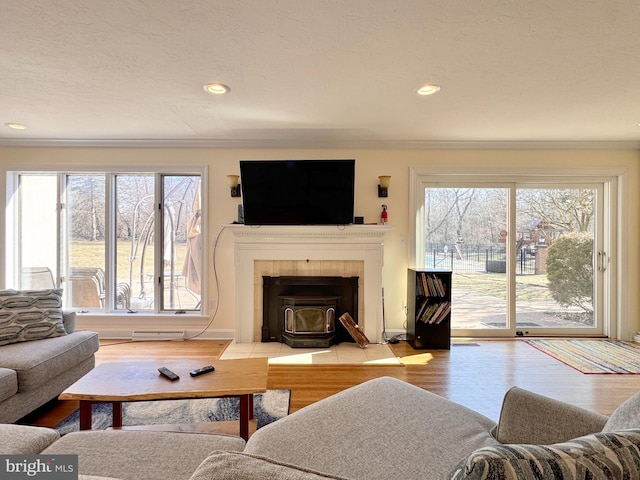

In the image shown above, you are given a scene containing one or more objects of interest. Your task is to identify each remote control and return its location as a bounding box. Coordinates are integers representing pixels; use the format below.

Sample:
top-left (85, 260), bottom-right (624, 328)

top-left (190, 365), bottom-right (215, 377)
top-left (158, 367), bottom-right (179, 381)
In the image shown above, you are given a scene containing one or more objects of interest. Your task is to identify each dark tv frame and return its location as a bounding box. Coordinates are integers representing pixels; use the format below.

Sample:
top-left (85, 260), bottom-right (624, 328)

top-left (239, 159), bottom-right (355, 226)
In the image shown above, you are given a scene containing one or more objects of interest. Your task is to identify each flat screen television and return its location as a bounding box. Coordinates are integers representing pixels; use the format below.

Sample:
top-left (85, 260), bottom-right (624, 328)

top-left (239, 159), bottom-right (355, 225)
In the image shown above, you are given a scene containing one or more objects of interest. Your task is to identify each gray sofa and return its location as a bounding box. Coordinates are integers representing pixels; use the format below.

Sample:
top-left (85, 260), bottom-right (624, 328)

top-left (0, 311), bottom-right (99, 423)
top-left (2, 376), bottom-right (640, 479)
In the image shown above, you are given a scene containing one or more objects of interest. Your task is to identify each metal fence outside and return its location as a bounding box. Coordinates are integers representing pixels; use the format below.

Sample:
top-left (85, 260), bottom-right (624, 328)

top-left (424, 243), bottom-right (536, 275)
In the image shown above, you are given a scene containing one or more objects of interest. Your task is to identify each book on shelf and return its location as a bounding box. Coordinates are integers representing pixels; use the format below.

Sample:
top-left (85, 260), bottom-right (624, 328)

top-left (417, 301), bottom-right (451, 324)
top-left (415, 297), bottom-right (429, 321)
top-left (417, 302), bottom-right (437, 323)
top-left (431, 301), bottom-right (451, 324)
top-left (415, 273), bottom-right (447, 297)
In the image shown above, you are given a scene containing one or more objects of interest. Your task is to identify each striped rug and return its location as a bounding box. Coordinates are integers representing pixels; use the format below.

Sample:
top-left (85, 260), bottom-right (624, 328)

top-left (524, 339), bottom-right (640, 374)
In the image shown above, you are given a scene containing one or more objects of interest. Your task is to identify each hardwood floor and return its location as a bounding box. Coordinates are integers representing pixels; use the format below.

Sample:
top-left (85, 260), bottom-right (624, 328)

top-left (95, 339), bottom-right (232, 363)
top-left (274, 340), bottom-right (640, 420)
top-left (24, 338), bottom-right (640, 428)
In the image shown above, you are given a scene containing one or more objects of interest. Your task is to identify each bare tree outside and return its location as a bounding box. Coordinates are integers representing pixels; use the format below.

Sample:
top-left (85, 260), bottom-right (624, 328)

top-left (68, 176), bottom-right (105, 242)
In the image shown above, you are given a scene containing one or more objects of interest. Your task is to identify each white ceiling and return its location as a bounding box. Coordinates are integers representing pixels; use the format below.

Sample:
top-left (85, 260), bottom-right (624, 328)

top-left (2, 0), bottom-right (640, 148)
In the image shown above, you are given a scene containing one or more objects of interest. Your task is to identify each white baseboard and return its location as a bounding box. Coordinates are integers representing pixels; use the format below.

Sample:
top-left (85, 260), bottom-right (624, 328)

top-left (132, 330), bottom-right (185, 341)
top-left (95, 328), bottom-right (237, 340)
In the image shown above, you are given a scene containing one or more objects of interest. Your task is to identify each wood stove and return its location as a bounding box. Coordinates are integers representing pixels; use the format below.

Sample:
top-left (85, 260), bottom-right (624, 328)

top-left (262, 276), bottom-right (359, 347)
top-left (282, 296), bottom-right (339, 348)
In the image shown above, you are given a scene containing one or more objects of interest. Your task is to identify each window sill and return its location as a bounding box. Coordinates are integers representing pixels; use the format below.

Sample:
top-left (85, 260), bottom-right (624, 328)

top-left (73, 311), bottom-right (206, 319)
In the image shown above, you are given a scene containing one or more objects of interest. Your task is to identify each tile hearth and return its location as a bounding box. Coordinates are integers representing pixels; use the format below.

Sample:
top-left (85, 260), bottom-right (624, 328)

top-left (220, 342), bottom-right (400, 365)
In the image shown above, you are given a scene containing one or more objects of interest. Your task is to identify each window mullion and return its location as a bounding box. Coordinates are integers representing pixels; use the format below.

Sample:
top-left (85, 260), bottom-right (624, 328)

top-left (105, 174), bottom-right (116, 312)
top-left (57, 174), bottom-right (66, 289)
top-left (154, 174), bottom-right (163, 314)
top-left (506, 185), bottom-right (517, 333)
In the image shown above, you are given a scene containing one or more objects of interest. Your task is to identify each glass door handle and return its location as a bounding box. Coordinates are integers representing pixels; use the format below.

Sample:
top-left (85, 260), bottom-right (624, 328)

top-left (597, 251), bottom-right (607, 272)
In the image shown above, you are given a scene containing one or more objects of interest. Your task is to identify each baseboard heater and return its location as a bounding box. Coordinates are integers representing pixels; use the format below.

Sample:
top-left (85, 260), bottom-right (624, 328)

top-left (131, 330), bottom-right (185, 341)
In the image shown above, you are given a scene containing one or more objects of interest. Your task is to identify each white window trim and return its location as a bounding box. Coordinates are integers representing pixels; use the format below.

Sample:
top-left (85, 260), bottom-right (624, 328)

top-left (409, 165), bottom-right (629, 340)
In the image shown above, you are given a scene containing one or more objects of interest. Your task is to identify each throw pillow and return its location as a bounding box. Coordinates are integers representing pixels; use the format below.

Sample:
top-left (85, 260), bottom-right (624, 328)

top-left (0, 289), bottom-right (66, 346)
top-left (448, 429), bottom-right (640, 480)
top-left (189, 451), bottom-right (351, 480)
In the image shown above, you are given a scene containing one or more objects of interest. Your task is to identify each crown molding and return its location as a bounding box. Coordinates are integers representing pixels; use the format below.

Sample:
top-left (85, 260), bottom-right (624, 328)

top-left (0, 137), bottom-right (638, 150)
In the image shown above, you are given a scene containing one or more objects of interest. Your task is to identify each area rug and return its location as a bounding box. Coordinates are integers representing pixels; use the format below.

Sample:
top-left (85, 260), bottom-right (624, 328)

top-left (524, 339), bottom-right (640, 374)
top-left (55, 390), bottom-right (290, 436)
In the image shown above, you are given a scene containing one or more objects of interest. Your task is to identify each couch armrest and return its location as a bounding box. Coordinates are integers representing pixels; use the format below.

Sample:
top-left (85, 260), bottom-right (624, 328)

top-left (493, 386), bottom-right (608, 445)
top-left (0, 424), bottom-right (60, 454)
top-left (63, 311), bottom-right (76, 333)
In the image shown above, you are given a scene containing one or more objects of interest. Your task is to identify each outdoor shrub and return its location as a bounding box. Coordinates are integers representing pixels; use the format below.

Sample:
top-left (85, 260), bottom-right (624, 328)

top-left (546, 232), bottom-right (593, 312)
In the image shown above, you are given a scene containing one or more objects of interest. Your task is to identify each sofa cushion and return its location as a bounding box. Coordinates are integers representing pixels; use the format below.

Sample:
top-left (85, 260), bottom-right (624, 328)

top-left (0, 367), bottom-right (17, 402)
top-left (43, 430), bottom-right (246, 480)
top-left (0, 330), bottom-right (99, 391)
top-left (603, 391), bottom-right (640, 432)
top-left (448, 429), bottom-right (640, 480)
top-left (0, 424), bottom-right (60, 454)
top-left (190, 451), bottom-right (350, 480)
top-left (245, 376), bottom-right (499, 480)
top-left (0, 289), bottom-right (66, 346)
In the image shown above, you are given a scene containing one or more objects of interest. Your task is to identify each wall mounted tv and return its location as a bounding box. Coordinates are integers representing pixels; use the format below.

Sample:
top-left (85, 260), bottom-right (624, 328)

top-left (239, 159), bottom-right (355, 225)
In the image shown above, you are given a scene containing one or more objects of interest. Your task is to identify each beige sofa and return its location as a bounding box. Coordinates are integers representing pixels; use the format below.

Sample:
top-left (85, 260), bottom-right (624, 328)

top-left (0, 312), bottom-right (99, 423)
top-left (2, 377), bottom-right (639, 479)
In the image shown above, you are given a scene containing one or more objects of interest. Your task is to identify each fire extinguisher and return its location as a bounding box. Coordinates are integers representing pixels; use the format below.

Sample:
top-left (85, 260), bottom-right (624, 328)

top-left (380, 204), bottom-right (388, 224)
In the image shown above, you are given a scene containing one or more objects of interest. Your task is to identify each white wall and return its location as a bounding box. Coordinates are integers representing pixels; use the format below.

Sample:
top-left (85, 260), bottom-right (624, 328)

top-left (1, 146), bottom-right (638, 339)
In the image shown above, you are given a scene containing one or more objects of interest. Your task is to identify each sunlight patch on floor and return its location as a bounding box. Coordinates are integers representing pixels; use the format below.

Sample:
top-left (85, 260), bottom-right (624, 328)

top-left (221, 342), bottom-right (401, 365)
top-left (398, 353), bottom-right (434, 365)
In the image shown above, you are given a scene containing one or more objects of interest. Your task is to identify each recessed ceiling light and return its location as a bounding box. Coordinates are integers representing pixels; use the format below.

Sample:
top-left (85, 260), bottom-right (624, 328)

top-left (5, 122), bottom-right (27, 130)
top-left (416, 84), bottom-right (441, 96)
top-left (203, 83), bottom-right (230, 95)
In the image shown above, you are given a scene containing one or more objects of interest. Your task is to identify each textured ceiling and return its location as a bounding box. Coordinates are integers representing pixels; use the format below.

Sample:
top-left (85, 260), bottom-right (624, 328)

top-left (2, 0), bottom-right (640, 147)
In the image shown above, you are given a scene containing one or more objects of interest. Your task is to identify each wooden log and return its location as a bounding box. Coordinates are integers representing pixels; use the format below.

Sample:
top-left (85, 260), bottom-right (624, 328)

top-left (338, 313), bottom-right (369, 348)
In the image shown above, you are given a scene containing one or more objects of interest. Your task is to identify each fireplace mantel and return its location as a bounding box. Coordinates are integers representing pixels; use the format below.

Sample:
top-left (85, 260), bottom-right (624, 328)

top-left (227, 224), bottom-right (390, 242)
top-left (228, 225), bottom-right (390, 343)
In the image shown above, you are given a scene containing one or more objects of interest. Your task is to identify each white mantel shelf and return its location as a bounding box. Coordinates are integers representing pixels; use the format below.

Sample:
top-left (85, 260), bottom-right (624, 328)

top-left (228, 224), bottom-right (391, 343)
top-left (226, 224), bottom-right (391, 241)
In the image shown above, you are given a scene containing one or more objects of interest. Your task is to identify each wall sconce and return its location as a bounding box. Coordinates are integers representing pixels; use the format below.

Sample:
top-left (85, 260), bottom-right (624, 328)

top-left (227, 175), bottom-right (241, 197)
top-left (378, 175), bottom-right (391, 197)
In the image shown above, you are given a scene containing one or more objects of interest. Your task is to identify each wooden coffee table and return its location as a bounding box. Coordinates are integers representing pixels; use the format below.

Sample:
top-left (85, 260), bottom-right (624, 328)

top-left (59, 357), bottom-right (268, 440)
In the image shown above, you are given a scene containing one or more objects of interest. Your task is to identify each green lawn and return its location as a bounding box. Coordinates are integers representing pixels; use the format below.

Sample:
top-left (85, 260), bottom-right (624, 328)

top-left (453, 273), bottom-right (554, 302)
top-left (69, 240), bottom-right (187, 286)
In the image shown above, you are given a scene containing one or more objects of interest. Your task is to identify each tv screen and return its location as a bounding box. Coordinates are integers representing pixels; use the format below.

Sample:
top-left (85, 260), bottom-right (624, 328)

top-left (239, 159), bottom-right (355, 225)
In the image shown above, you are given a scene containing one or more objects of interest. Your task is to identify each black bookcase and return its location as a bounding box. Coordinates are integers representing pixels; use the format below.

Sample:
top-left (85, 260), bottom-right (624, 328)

top-left (406, 268), bottom-right (452, 349)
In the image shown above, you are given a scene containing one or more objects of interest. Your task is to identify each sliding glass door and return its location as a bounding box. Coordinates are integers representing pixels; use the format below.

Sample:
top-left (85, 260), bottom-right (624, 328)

top-left (514, 186), bottom-right (601, 335)
top-left (417, 179), bottom-right (607, 337)
top-left (423, 186), bottom-right (510, 331)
